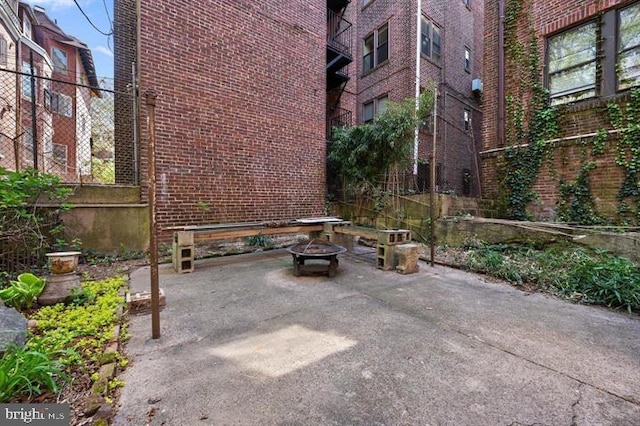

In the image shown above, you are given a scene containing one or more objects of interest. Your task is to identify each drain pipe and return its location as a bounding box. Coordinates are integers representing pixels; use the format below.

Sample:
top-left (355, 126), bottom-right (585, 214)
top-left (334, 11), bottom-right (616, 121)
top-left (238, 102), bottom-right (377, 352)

top-left (498, 0), bottom-right (505, 147)
top-left (413, 0), bottom-right (422, 175)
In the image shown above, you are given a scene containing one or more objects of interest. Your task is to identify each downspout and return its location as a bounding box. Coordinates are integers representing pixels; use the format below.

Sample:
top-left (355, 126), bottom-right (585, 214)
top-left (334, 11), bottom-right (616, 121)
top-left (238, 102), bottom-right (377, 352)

top-left (498, 0), bottom-right (505, 147)
top-left (413, 0), bottom-right (421, 175)
top-left (135, 0), bottom-right (142, 185)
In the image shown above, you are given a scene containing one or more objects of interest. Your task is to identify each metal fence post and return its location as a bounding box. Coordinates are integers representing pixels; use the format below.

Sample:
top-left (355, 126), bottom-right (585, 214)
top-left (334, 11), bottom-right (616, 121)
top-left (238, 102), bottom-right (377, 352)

top-left (145, 90), bottom-right (160, 339)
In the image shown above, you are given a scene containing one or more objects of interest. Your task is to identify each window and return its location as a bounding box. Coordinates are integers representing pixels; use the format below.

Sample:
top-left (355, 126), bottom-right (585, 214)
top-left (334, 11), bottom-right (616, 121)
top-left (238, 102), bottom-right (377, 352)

top-left (547, 22), bottom-right (597, 105)
top-left (0, 37), bottom-right (7, 66)
top-left (363, 94), bottom-right (389, 123)
top-left (464, 47), bottom-right (471, 72)
top-left (52, 47), bottom-right (68, 75)
top-left (618, 3), bottom-right (640, 90)
top-left (21, 61), bottom-right (36, 98)
top-left (421, 17), bottom-right (441, 61)
top-left (49, 92), bottom-right (73, 117)
top-left (53, 143), bottom-right (67, 168)
top-left (363, 23), bottom-right (389, 73)
top-left (362, 0), bottom-right (372, 6)
top-left (464, 109), bottom-right (470, 131)
top-left (464, 0), bottom-right (471, 8)
top-left (23, 17), bottom-right (31, 40)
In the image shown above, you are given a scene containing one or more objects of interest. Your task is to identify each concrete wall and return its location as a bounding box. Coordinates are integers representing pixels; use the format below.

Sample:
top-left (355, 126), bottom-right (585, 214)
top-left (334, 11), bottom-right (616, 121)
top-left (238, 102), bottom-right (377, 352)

top-left (58, 185), bottom-right (149, 253)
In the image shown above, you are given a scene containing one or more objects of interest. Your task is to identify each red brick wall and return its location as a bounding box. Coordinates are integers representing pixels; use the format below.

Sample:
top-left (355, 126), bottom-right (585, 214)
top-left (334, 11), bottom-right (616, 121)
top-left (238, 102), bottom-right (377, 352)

top-left (353, 0), bottom-right (484, 196)
top-left (116, 0), bottom-right (327, 241)
top-left (482, 0), bottom-right (636, 219)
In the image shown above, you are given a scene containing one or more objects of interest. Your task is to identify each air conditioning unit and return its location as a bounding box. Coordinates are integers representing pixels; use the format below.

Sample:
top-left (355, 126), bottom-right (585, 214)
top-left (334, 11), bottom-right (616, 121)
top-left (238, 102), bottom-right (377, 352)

top-left (472, 78), bottom-right (483, 94)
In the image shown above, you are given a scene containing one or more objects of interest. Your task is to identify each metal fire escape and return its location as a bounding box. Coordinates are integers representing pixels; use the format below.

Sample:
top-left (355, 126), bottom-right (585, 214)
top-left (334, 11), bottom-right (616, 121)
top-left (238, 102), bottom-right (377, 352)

top-left (326, 0), bottom-right (352, 141)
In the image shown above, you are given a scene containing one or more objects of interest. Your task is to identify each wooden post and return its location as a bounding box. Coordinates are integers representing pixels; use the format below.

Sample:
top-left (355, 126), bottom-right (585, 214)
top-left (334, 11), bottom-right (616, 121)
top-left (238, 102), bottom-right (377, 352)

top-left (145, 91), bottom-right (160, 339)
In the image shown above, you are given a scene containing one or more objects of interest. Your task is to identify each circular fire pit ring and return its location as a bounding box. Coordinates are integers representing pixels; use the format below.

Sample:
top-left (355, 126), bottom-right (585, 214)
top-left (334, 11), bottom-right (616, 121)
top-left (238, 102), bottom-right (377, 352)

top-left (286, 238), bottom-right (347, 277)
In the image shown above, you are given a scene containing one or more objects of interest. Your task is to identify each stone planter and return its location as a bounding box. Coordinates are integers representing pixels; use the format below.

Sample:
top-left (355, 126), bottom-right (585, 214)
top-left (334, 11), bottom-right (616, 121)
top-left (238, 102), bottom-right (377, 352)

top-left (46, 251), bottom-right (81, 275)
top-left (38, 252), bottom-right (82, 306)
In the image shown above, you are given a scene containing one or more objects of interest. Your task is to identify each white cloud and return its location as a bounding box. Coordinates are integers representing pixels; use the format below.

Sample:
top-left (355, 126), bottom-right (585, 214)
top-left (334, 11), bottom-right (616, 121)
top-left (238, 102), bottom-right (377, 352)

top-left (93, 45), bottom-right (113, 58)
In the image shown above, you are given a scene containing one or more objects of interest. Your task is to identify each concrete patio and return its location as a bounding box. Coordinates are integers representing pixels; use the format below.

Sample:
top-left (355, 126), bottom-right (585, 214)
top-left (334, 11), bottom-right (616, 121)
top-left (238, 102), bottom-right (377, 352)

top-left (113, 248), bottom-right (640, 425)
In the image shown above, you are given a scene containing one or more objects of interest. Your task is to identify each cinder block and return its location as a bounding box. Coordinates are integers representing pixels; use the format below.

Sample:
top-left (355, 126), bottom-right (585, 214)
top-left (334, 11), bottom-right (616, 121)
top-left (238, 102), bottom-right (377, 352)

top-left (376, 243), bottom-right (397, 271)
top-left (396, 243), bottom-right (421, 275)
top-left (172, 242), bottom-right (194, 273)
top-left (127, 289), bottom-right (166, 314)
top-left (378, 229), bottom-right (411, 245)
top-left (174, 231), bottom-right (194, 247)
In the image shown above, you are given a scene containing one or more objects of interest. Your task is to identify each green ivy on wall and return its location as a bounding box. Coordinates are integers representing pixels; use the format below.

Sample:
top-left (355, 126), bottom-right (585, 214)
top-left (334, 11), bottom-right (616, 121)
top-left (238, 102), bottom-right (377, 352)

top-left (497, 0), bottom-right (560, 220)
top-left (555, 131), bottom-right (607, 225)
top-left (606, 88), bottom-right (640, 226)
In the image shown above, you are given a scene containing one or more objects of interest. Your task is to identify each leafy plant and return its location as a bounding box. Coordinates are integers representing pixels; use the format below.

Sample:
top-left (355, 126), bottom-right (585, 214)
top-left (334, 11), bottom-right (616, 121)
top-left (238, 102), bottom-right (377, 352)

top-left (0, 273), bottom-right (46, 310)
top-left (0, 343), bottom-right (69, 402)
top-left (0, 168), bottom-right (73, 276)
top-left (245, 234), bottom-right (273, 248)
top-left (28, 277), bottom-right (126, 367)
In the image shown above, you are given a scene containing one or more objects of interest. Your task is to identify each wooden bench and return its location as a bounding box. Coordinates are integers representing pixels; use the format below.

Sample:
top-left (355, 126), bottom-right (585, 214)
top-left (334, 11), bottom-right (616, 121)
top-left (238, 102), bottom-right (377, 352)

top-left (170, 218), bottom-right (344, 273)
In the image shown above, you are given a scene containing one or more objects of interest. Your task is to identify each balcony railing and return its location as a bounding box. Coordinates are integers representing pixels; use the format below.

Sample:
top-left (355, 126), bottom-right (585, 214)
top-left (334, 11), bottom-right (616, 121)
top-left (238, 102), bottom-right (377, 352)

top-left (327, 9), bottom-right (352, 58)
top-left (327, 108), bottom-right (352, 140)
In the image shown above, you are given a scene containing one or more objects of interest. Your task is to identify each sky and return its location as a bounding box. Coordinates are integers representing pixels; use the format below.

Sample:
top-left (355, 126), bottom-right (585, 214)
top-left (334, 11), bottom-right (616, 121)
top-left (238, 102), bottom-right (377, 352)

top-left (24, 0), bottom-right (114, 80)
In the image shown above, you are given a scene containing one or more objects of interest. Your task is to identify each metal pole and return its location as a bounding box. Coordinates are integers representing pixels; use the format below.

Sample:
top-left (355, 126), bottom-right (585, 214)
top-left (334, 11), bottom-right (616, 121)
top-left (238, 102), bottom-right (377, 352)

top-left (413, 0), bottom-right (422, 175)
top-left (145, 91), bottom-right (160, 339)
top-left (29, 52), bottom-right (38, 170)
top-left (429, 88), bottom-right (438, 267)
top-left (132, 62), bottom-right (139, 184)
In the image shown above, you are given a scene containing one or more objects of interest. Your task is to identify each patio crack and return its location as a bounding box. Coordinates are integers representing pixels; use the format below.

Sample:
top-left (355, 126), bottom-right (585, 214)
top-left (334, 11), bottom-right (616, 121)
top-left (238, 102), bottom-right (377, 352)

top-left (570, 383), bottom-right (584, 426)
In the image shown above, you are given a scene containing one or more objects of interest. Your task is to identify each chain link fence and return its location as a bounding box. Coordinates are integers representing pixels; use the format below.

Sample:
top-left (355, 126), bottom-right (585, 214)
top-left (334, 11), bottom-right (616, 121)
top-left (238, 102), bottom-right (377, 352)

top-left (0, 63), bottom-right (137, 184)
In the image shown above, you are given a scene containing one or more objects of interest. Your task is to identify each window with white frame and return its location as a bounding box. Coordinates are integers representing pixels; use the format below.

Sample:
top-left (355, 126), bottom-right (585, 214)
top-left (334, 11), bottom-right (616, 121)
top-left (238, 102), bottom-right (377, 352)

top-left (52, 47), bottom-right (68, 75)
top-left (464, 47), bottom-right (471, 72)
top-left (547, 21), bottom-right (597, 105)
top-left (23, 17), bottom-right (31, 40)
top-left (464, 109), bottom-right (470, 131)
top-left (421, 17), bottom-right (441, 61)
top-left (618, 3), bottom-right (640, 90)
top-left (363, 94), bottom-right (389, 123)
top-left (363, 23), bottom-right (389, 73)
top-left (21, 61), bottom-right (36, 98)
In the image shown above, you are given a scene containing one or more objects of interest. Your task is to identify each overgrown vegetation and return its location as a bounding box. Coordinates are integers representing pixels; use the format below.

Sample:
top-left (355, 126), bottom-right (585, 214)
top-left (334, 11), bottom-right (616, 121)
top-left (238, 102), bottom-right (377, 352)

top-left (0, 167), bottom-right (73, 277)
top-left (0, 343), bottom-right (69, 402)
top-left (465, 243), bottom-right (640, 312)
top-left (329, 90), bottom-right (434, 202)
top-left (0, 276), bottom-right (127, 403)
top-left (497, 0), bottom-right (560, 220)
top-left (606, 88), bottom-right (640, 226)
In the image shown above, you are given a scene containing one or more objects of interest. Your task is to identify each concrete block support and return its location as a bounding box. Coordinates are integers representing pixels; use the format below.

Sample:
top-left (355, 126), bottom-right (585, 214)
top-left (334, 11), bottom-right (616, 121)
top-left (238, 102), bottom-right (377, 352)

top-left (396, 243), bottom-right (421, 274)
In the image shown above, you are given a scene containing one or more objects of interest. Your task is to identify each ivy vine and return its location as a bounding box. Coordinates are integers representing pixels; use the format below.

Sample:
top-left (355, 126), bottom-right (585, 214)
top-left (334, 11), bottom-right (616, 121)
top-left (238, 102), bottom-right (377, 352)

top-left (498, 0), bottom-right (560, 220)
top-left (606, 88), bottom-right (640, 225)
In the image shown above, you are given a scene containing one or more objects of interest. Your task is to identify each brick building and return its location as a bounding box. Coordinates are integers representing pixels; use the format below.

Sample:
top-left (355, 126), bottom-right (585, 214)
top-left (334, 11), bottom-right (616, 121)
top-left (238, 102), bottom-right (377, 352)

top-left (482, 0), bottom-right (640, 221)
top-left (114, 0), bottom-right (328, 239)
top-left (329, 0), bottom-right (485, 197)
top-left (32, 6), bottom-right (100, 181)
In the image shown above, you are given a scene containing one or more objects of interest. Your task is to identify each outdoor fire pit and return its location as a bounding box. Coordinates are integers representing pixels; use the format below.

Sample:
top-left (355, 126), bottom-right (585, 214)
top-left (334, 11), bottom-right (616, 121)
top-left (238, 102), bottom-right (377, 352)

top-left (286, 238), bottom-right (347, 277)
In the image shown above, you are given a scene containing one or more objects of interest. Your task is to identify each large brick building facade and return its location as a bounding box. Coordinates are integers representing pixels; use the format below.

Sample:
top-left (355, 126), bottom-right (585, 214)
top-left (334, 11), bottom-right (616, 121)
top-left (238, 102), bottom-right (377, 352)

top-left (482, 0), bottom-right (640, 221)
top-left (114, 1), bottom-right (328, 238)
top-left (330, 0), bottom-right (484, 197)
